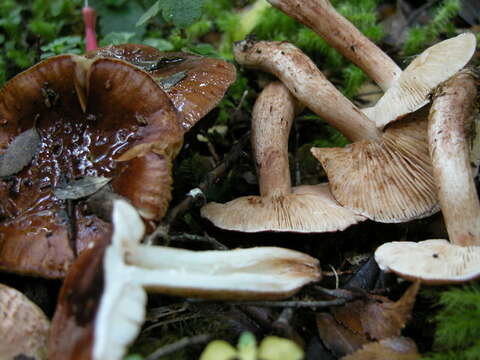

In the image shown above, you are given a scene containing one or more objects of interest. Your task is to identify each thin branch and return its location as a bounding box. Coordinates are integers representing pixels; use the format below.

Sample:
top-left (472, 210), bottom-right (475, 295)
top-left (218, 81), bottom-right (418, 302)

top-left (145, 334), bottom-right (212, 360)
top-left (145, 132), bottom-right (250, 245)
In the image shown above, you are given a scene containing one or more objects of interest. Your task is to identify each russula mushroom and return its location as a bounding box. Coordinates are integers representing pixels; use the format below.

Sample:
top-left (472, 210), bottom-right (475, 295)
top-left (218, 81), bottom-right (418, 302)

top-left (0, 283), bottom-right (50, 360)
top-left (234, 39), bottom-right (437, 222)
top-left (49, 199), bottom-right (321, 360)
top-left (201, 81), bottom-right (365, 232)
top-left (86, 44), bottom-right (237, 131)
top-left (0, 54), bottom-right (183, 277)
top-left (375, 69), bottom-right (480, 284)
top-left (267, 0), bottom-right (402, 91)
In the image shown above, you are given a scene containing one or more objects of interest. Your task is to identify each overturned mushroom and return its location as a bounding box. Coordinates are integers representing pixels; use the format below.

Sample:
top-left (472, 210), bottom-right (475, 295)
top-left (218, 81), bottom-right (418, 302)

top-left (49, 199), bottom-right (321, 360)
top-left (266, 0), bottom-right (476, 128)
top-left (234, 40), bottom-right (437, 222)
top-left (0, 54), bottom-right (183, 277)
top-left (201, 81), bottom-right (365, 232)
top-left (0, 283), bottom-right (50, 360)
top-left (86, 44), bottom-right (236, 131)
top-left (375, 70), bottom-right (480, 284)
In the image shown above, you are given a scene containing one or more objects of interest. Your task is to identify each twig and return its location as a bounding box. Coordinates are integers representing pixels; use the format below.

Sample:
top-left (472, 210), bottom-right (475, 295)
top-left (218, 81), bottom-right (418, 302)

top-left (169, 233), bottom-right (229, 250)
top-left (188, 298), bottom-right (348, 308)
top-left (146, 132), bottom-right (250, 245)
top-left (144, 334), bottom-right (212, 360)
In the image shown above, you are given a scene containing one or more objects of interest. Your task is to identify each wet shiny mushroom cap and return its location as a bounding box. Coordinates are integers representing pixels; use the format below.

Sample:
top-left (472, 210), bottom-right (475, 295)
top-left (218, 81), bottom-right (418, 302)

top-left (86, 44), bottom-right (237, 131)
top-left (0, 54), bottom-right (182, 278)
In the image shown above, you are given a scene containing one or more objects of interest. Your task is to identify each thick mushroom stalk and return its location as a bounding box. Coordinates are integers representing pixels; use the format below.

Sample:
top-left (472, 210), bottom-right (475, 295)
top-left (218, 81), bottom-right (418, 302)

top-left (49, 199), bottom-right (321, 360)
top-left (429, 69), bottom-right (480, 246)
top-left (267, 0), bottom-right (401, 90)
top-left (253, 81), bottom-right (295, 196)
top-left (233, 40), bottom-right (380, 142)
top-left (375, 70), bottom-right (480, 284)
top-left (201, 81), bottom-right (365, 232)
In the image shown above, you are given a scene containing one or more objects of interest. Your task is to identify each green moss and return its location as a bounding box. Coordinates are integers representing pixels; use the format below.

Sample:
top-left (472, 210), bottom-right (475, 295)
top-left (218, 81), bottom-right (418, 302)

top-left (422, 284), bottom-right (480, 360)
top-left (403, 0), bottom-right (460, 56)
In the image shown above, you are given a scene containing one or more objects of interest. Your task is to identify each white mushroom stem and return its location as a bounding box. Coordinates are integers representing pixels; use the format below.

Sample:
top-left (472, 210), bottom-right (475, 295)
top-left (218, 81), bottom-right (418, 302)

top-left (253, 82), bottom-right (295, 197)
top-left (267, 0), bottom-right (401, 90)
top-left (234, 40), bottom-right (381, 142)
top-left (429, 69), bottom-right (480, 246)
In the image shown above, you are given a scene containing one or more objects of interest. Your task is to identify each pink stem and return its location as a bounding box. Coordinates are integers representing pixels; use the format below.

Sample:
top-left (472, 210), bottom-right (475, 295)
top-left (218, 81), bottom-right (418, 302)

top-left (83, 4), bottom-right (97, 51)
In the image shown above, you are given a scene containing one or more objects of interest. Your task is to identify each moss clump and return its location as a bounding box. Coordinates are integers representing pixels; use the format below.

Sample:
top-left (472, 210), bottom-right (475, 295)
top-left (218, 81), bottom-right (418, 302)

top-left (422, 284), bottom-right (480, 360)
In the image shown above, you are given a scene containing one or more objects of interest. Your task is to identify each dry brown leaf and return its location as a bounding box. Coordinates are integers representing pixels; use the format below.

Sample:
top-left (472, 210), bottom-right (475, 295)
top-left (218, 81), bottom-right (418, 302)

top-left (315, 313), bottom-right (368, 358)
top-left (333, 281), bottom-right (420, 339)
top-left (340, 337), bottom-right (420, 360)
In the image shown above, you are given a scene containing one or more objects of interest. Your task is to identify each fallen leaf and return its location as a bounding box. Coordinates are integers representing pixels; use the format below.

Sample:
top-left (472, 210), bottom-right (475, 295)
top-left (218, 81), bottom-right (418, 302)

top-left (156, 70), bottom-right (187, 91)
top-left (340, 337), bottom-right (420, 360)
top-left (0, 127), bottom-right (40, 177)
top-left (332, 281), bottom-right (420, 340)
top-left (315, 313), bottom-right (368, 358)
top-left (53, 176), bottom-right (111, 200)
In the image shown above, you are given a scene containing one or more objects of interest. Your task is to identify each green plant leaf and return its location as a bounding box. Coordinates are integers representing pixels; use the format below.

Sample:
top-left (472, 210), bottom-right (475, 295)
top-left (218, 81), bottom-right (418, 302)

top-left (160, 0), bottom-right (206, 28)
top-left (100, 32), bottom-right (135, 46)
top-left (136, 0), bottom-right (161, 26)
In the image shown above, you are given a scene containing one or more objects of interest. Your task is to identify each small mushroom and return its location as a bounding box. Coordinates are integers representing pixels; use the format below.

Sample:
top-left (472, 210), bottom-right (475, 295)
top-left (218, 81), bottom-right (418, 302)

top-left (234, 40), bottom-right (436, 223)
top-left (375, 69), bottom-right (480, 284)
top-left (0, 283), bottom-right (50, 360)
top-left (49, 199), bottom-right (321, 360)
top-left (0, 54), bottom-right (183, 277)
top-left (201, 81), bottom-right (365, 232)
top-left (86, 44), bottom-right (237, 131)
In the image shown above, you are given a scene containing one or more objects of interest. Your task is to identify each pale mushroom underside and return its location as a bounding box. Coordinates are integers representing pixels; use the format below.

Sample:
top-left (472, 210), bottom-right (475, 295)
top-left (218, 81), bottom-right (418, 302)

top-left (312, 111), bottom-right (438, 223)
top-left (375, 239), bottom-right (480, 284)
top-left (201, 184), bottom-right (366, 233)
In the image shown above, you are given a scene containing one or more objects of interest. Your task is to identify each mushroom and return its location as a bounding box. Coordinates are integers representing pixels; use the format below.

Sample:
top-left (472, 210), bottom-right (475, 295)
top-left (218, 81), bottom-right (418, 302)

top-left (234, 39), bottom-right (437, 222)
top-left (362, 33), bottom-right (476, 129)
top-left (86, 44), bottom-right (237, 131)
top-left (201, 81), bottom-right (365, 232)
top-left (0, 283), bottom-right (50, 360)
top-left (48, 199), bottom-right (321, 360)
top-left (266, 0), bottom-right (476, 128)
top-left (0, 54), bottom-right (183, 277)
top-left (375, 69), bottom-right (480, 284)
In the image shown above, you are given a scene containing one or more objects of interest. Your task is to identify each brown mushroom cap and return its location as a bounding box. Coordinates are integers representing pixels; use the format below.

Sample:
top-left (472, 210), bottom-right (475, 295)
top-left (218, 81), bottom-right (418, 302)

top-left (375, 239), bottom-right (480, 284)
top-left (312, 106), bottom-right (437, 223)
top-left (0, 54), bottom-right (182, 278)
top-left (0, 283), bottom-right (50, 360)
top-left (86, 44), bottom-right (237, 131)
